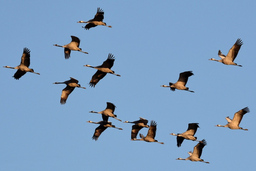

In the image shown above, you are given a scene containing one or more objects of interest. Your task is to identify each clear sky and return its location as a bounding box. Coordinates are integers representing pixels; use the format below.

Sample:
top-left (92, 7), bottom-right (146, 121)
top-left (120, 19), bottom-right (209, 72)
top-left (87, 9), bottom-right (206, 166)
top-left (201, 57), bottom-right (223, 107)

top-left (1, 0), bottom-right (256, 170)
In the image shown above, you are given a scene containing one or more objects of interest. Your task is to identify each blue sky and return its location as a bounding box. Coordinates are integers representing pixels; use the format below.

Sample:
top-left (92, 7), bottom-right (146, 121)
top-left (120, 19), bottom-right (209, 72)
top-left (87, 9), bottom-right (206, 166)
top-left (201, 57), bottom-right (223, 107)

top-left (1, 0), bottom-right (256, 170)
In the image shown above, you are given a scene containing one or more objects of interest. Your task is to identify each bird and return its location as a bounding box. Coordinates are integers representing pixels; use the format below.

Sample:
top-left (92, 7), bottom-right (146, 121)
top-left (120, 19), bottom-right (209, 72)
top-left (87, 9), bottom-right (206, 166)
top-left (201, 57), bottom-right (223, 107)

top-left (77, 7), bottom-right (112, 30)
top-left (209, 38), bottom-right (243, 67)
top-left (84, 53), bottom-right (121, 87)
top-left (87, 120), bottom-right (122, 141)
top-left (176, 139), bottom-right (209, 164)
top-left (216, 107), bottom-right (250, 130)
top-left (161, 71), bottom-right (194, 92)
top-left (135, 120), bottom-right (164, 144)
top-left (3, 48), bottom-right (40, 79)
top-left (124, 117), bottom-right (149, 140)
top-left (89, 102), bottom-right (122, 122)
top-left (53, 36), bottom-right (88, 59)
top-left (53, 77), bottom-right (86, 104)
top-left (170, 123), bottom-right (199, 147)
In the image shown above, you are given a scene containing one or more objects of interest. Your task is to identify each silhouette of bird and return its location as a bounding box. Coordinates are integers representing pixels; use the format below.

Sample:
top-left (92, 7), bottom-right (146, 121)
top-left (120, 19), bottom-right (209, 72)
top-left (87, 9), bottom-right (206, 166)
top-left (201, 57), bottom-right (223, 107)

top-left (209, 38), bottom-right (243, 67)
top-left (216, 107), bottom-right (250, 130)
top-left (176, 139), bottom-right (209, 164)
top-left (161, 71), bottom-right (194, 92)
top-left (53, 77), bottom-right (86, 104)
top-left (170, 123), bottom-right (199, 147)
top-left (87, 120), bottom-right (122, 141)
top-left (54, 36), bottom-right (88, 59)
top-left (124, 117), bottom-right (149, 140)
top-left (136, 120), bottom-right (164, 144)
top-left (89, 102), bottom-right (122, 122)
top-left (77, 8), bottom-right (112, 30)
top-left (84, 53), bottom-right (120, 87)
top-left (3, 48), bottom-right (40, 79)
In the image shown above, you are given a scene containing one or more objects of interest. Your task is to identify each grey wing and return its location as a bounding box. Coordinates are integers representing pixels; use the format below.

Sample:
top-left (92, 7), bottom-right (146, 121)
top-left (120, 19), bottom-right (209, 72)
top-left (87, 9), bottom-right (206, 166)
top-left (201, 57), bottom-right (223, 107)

top-left (177, 71), bottom-right (193, 86)
top-left (71, 36), bottom-right (80, 47)
top-left (146, 121), bottom-right (156, 138)
top-left (177, 136), bottom-right (185, 147)
top-left (89, 70), bottom-right (107, 87)
top-left (13, 70), bottom-right (26, 80)
top-left (131, 125), bottom-right (143, 139)
top-left (92, 124), bottom-right (107, 140)
top-left (60, 86), bottom-right (75, 104)
top-left (232, 107), bottom-right (249, 125)
top-left (225, 38), bottom-right (243, 61)
top-left (21, 48), bottom-right (30, 67)
top-left (64, 48), bottom-right (71, 59)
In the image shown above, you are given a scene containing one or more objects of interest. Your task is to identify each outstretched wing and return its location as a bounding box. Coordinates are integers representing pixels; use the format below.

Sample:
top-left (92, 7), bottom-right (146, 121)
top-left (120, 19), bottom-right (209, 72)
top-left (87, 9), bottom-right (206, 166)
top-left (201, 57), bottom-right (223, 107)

top-left (13, 70), bottom-right (26, 80)
top-left (225, 38), bottom-right (243, 61)
top-left (89, 70), bottom-right (107, 87)
top-left (64, 48), bottom-right (71, 59)
top-left (146, 121), bottom-right (157, 139)
top-left (131, 125), bottom-right (143, 140)
top-left (177, 136), bottom-right (185, 147)
top-left (20, 48), bottom-right (30, 67)
top-left (71, 36), bottom-right (80, 47)
top-left (177, 71), bottom-right (193, 86)
top-left (60, 86), bottom-right (75, 104)
top-left (100, 53), bottom-right (115, 69)
top-left (92, 124), bottom-right (107, 140)
top-left (85, 23), bottom-right (97, 30)
top-left (70, 77), bottom-right (79, 84)
top-left (106, 102), bottom-right (116, 112)
top-left (186, 123), bottom-right (199, 135)
top-left (93, 8), bottom-right (104, 21)
top-left (232, 107), bottom-right (249, 125)
top-left (192, 139), bottom-right (206, 158)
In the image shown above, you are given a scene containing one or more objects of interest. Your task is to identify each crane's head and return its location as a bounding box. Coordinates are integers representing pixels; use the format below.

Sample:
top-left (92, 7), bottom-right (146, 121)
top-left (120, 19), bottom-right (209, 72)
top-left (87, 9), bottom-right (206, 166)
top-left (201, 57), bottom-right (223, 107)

top-left (77, 20), bottom-right (86, 23)
top-left (215, 124), bottom-right (225, 127)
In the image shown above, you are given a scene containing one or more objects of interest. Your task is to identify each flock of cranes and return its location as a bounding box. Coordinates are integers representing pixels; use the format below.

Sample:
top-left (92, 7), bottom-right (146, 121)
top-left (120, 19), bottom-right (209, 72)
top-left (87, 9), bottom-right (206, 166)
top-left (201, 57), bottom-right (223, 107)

top-left (3, 7), bottom-right (252, 165)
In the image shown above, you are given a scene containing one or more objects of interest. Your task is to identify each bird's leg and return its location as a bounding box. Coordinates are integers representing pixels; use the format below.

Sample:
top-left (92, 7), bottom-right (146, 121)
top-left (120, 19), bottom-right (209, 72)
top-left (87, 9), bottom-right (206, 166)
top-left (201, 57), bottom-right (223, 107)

top-left (240, 127), bottom-right (248, 131)
top-left (112, 126), bottom-right (123, 130)
top-left (185, 88), bottom-right (194, 93)
top-left (201, 160), bottom-right (210, 164)
top-left (113, 117), bottom-right (122, 122)
top-left (111, 73), bottom-right (121, 77)
top-left (79, 49), bottom-right (89, 54)
top-left (78, 86), bottom-right (86, 89)
top-left (30, 71), bottom-right (40, 75)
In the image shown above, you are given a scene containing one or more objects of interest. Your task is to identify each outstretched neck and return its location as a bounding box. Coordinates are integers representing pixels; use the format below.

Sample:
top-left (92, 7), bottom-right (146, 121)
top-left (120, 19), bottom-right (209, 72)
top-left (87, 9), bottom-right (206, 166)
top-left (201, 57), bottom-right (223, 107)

top-left (53, 82), bottom-right (65, 84)
top-left (3, 66), bottom-right (17, 69)
top-left (53, 44), bottom-right (63, 47)
top-left (84, 64), bottom-right (94, 68)
top-left (89, 111), bottom-right (102, 114)
top-left (216, 124), bottom-right (227, 128)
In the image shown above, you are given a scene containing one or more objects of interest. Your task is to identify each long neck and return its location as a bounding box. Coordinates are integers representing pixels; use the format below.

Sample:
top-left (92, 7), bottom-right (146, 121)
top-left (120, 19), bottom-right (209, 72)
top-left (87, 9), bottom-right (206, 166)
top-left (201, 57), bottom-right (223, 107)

top-left (216, 124), bottom-right (227, 128)
top-left (54, 44), bottom-right (63, 48)
top-left (3, 66), bottom-right (17, 69)
top-left (84, 65), bottom-right (94, 68)
top-left (89, 111), bottom-right (102, 114)
top-left (53, 82), bottom-right (65, 84)
top-left (123, 121), bottom-right (132, 123)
